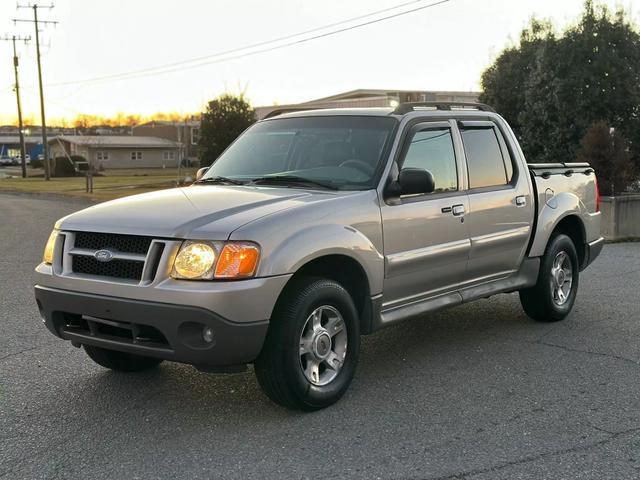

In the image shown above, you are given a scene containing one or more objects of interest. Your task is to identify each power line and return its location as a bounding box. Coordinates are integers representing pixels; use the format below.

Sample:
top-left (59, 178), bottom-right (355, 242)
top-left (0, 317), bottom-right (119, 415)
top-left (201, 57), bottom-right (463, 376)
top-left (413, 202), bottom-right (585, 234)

top-left (47, 0), bottom-right (450, 88)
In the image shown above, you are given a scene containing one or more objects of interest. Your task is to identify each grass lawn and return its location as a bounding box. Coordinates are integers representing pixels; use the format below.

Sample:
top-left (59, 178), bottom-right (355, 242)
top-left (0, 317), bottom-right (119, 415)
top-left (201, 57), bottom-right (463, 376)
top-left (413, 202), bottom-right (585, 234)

top-left (0, 168), bottom-right (198, 202)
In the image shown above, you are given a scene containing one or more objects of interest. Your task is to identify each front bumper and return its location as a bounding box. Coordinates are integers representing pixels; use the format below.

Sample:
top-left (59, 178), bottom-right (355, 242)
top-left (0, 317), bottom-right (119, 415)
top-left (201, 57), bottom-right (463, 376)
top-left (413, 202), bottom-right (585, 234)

top-left (581, 236), bottom-right (604, 270)
top-left (35, 285), bottom-right (272, 369)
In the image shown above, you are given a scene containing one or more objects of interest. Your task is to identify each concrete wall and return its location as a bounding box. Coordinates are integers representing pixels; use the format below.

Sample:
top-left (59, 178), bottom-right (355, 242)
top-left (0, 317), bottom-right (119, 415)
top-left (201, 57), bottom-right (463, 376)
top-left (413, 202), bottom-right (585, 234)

top-left (600, 195), bottom-right (640, 240)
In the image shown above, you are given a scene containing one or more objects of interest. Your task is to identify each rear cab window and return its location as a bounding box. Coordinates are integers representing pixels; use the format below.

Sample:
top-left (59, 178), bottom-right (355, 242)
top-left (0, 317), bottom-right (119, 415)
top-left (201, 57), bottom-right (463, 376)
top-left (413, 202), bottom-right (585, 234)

top-left (461, 126), bottom-right (513, 189)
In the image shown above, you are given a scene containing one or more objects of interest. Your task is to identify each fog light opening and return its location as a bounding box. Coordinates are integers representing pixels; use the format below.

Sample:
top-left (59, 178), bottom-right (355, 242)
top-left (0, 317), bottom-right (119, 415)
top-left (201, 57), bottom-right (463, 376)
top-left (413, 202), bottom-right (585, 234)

top-left (202, 326), bottom-right (215, 344)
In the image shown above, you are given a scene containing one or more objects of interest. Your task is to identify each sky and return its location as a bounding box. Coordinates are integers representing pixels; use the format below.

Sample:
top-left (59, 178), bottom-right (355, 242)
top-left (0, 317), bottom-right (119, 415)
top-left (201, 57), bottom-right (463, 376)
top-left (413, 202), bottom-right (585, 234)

top-left (0, 0), bottom-right (635, 124)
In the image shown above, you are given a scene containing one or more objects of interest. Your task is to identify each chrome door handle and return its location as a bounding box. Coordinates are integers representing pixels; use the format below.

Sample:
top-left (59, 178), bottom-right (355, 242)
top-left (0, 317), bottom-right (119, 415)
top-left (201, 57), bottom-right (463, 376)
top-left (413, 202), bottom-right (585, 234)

top-left (452, 204), bottom-right (465, 216)
top-left (515, 195), bottom-right (526, 207)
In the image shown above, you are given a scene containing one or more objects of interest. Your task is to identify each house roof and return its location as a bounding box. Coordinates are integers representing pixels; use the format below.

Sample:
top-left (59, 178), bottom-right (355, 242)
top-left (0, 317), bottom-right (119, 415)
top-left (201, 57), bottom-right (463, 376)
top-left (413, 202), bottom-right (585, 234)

top-left (0, 136), bottom-right (45, 145)
top-left (50, 135), bottom-right (180, 148)
top-left (133, 120), bottom-right (200, 128)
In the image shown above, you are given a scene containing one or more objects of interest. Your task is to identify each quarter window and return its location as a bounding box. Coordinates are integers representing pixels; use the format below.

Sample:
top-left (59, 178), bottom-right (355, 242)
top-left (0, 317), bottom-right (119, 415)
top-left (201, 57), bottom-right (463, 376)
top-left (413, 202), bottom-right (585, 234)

top-left (401, 128), bottom-right (457, 193)
top-left (461, 128), bottom-right (511, 189)
top-left (130, 151), bottom-right (143, 161)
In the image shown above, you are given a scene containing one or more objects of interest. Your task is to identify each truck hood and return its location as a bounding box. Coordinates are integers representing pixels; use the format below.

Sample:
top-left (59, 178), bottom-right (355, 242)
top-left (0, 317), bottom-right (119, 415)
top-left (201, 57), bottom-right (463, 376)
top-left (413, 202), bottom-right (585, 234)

top-left (56, 185), bottom-right (342, 239)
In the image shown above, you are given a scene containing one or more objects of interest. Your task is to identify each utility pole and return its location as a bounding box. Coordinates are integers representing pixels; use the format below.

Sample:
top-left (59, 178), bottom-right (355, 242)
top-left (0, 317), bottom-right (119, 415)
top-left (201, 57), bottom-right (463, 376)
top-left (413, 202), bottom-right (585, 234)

top-left (0, 34), bottom-right (30, 178)
top-left (14, 3), bottom-right (58, 181)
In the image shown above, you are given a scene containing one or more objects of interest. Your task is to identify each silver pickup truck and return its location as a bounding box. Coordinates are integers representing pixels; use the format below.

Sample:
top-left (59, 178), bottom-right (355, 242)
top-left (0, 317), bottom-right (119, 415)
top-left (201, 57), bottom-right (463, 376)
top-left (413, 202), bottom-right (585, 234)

top-left (34, 102), bottom-right (603, 410)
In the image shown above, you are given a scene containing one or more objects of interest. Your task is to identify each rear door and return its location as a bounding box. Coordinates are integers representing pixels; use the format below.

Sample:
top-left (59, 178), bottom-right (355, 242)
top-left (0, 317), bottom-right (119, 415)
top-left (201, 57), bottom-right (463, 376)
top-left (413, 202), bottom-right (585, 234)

top-left (380, 120), bottom-right (470, 309)
top-left (458, 121), bottom-right (533, 284)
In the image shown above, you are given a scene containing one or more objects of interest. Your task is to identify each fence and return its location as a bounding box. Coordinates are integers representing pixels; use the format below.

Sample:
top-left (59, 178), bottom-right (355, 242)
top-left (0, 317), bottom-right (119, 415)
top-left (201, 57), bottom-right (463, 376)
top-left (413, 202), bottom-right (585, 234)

top-left (600, 195), bottom-right (640, 240)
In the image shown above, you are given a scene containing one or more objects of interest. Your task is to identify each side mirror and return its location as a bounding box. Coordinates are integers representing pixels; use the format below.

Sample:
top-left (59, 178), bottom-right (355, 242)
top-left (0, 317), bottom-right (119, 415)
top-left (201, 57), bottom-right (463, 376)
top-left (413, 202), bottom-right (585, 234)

top-left (195, 167), bottom-right (209, 181)
top-left (398, 168), bottom-right (435, 195)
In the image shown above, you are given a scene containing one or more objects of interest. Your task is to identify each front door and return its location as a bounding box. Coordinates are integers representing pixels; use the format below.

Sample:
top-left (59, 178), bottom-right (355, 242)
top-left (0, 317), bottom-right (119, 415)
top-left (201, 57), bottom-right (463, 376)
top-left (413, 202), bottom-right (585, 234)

top-left (380, 121), bottom-right (470, 310)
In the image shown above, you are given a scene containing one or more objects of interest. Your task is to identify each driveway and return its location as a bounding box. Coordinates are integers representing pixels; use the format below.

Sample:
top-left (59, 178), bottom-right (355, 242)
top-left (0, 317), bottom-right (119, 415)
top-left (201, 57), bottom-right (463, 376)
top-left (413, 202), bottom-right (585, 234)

top-left (1, 193), bottom-right (639, 479)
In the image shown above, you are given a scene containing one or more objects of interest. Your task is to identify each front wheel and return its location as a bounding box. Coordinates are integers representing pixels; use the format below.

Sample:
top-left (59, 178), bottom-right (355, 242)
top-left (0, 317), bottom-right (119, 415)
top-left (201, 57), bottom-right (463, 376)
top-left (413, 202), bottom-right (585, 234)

top-left (254, 277), bottom-right (360, 411)
top-left (519, 233), bottom-right (580, 322)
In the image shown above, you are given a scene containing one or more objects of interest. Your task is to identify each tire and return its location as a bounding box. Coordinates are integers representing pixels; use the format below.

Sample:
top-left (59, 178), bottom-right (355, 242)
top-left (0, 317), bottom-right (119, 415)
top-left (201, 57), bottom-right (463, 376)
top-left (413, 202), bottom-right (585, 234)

top-left (84, 345), bottom-right (163, 372)
top-left (255, 277), bottom-right (360, 411)
top-left (519, 233), bottom-right (580, 322)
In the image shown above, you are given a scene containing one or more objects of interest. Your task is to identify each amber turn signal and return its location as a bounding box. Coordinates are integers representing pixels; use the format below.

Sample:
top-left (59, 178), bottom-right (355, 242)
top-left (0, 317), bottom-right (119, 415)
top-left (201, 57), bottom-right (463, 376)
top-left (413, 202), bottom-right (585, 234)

top-left (214, 243), bottom-right (260, 278)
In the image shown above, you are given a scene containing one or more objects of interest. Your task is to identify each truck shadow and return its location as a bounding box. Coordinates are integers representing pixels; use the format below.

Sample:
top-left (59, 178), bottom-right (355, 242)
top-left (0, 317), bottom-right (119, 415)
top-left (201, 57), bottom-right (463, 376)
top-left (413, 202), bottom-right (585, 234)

top-left (20, 290), bottom-right (606, 472)
top-left (38, 293), bottom-right (549, 419)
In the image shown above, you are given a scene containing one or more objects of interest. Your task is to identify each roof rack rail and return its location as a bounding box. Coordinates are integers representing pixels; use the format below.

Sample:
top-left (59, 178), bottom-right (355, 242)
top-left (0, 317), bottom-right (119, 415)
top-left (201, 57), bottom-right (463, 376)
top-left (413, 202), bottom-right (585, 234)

top-left (263, 107), bottom-right (328, 119)
top-left (392, 101), bottom-right (496, 115)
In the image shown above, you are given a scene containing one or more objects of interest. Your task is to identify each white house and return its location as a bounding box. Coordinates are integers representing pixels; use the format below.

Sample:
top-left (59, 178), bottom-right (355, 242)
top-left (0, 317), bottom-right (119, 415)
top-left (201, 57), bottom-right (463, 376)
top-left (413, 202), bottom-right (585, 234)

top-left (49, 135), bottom-right (181, 169)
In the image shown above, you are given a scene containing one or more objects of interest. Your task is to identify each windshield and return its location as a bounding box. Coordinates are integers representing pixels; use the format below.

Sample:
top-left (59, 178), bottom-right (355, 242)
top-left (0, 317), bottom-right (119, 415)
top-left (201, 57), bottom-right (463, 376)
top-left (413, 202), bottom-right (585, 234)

top-left (202, 116), bottom-right (397, 190)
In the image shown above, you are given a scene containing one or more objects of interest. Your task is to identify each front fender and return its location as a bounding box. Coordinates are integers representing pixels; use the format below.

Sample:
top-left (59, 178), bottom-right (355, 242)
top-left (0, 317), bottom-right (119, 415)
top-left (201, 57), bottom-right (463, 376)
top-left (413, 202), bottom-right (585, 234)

top-left (258, 224), bottom-right (385, 296)
top-left (529, 191), bottom-right (586, 257)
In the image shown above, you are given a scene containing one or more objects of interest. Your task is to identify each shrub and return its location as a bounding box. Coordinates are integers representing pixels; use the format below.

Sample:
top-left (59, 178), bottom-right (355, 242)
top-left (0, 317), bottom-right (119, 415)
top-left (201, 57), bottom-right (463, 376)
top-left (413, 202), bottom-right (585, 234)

top-left (577, 121), bottom-right (636, 195)
top-left (52, 155), bottom-right (87, 177)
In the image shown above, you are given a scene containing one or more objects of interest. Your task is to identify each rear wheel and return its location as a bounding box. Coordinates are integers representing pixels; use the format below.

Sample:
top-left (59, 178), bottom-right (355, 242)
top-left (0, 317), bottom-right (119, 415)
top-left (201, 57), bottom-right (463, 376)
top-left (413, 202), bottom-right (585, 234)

top-left (84, 345), bottom-right (163, 372)
top-left (255, 277), bottom-right (360, 411)
top-left (519, 233), bottom-right (580, 322)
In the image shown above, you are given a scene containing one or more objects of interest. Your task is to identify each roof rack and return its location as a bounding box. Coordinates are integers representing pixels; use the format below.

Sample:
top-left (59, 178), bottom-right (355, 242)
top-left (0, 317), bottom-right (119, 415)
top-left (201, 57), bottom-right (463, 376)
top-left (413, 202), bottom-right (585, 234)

top-left (263, 107), bottom-right (327, 119)
top-left (392, 101), bottom-right (496, 115)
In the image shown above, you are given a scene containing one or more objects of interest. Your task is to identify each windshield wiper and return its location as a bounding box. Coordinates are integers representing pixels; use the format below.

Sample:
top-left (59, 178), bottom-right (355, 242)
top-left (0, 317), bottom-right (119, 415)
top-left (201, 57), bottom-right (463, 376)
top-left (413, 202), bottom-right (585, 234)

top-left (247, 175), bottom-right (339, 190)
top-left (194, 176), bottom-right (246, 186)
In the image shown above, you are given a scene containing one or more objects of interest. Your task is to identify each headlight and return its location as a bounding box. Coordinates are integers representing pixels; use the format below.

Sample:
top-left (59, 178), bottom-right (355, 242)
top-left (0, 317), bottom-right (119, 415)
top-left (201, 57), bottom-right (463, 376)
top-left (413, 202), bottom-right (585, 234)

top-left (171, 240), bottom-right (260, 280)
top-left (43, 229), bottom-right (59, 265)
top-left (172, 241), bottom-right (219, 279)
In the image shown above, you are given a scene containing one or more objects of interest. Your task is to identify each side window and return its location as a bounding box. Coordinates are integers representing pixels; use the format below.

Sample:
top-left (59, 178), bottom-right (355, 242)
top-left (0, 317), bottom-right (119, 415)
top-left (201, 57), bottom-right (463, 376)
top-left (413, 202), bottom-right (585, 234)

top-left (461, 128), bottom-right (511, 189)
top-left (401, 128), bottom-right (457, 193)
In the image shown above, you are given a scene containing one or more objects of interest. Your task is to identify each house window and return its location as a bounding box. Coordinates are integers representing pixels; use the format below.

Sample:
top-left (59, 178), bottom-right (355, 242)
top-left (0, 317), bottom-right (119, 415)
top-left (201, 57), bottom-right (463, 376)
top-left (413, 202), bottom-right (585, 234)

top-left (162, 150), bottom-right (176, 161)
top-left (191, 127), bottom-right (200, 145)
top-left (96, 151), bottom-right (109, 161)
top-left (130, 151), bottom-right (143, 161)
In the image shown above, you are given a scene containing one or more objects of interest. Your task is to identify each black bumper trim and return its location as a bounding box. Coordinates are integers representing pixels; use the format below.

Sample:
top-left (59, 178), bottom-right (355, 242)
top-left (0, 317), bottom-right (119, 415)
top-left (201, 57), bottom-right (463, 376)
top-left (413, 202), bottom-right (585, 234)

top-left (34, 285), bottom-right (268, 368)
top-left (581, 237), bottom-right (604, 270)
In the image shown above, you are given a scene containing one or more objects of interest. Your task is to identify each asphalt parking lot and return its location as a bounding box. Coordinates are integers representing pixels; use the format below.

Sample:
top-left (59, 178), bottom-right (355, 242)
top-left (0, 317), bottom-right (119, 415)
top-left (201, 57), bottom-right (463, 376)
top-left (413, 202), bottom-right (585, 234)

top-left (1, 192), bottom-right (639, 479)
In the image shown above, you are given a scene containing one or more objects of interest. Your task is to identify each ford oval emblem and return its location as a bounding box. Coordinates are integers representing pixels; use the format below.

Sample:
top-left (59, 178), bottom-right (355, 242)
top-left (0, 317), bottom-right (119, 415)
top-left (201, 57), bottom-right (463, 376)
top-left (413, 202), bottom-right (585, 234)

top-left (94, 249), bottom-right (114, 263)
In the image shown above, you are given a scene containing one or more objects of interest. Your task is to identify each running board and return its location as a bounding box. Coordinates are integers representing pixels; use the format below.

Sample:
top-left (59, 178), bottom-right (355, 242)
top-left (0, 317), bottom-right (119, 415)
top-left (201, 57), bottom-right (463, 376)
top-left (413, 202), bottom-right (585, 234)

top-left (375, 258), bottom-right (540, 330)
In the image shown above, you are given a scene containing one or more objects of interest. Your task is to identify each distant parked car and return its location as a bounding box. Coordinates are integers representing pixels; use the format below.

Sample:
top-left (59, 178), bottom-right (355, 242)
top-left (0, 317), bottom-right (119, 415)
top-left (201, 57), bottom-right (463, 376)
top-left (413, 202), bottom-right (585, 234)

top-left (12, 154), bottom-right (31, 165)
top-left (0, 155), bottom-right (13, 166)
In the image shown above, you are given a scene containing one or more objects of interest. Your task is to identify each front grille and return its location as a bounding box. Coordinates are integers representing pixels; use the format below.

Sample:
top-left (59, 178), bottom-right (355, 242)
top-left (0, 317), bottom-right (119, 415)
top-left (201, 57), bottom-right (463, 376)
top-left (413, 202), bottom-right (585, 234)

top-left (68, 231), bottom-right (161, 282)
top-left (72, 254), bottom-right (145, 280)
top-left (74, 232), bottom-right (152, 255)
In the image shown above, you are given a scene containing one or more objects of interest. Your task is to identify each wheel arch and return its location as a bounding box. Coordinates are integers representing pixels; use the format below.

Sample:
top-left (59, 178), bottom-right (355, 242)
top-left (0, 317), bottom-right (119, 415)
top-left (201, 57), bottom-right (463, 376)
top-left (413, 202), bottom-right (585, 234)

top-left (274, 254), bottom-right (376, 335)
top-left (528, 192), bottom-right (588, 265)
top-left (551, 215), bottom-right (586, 268)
